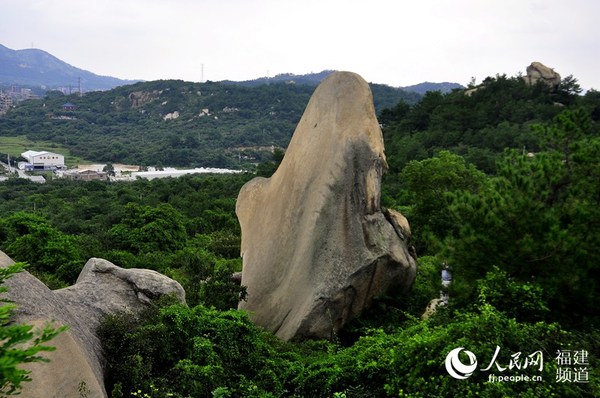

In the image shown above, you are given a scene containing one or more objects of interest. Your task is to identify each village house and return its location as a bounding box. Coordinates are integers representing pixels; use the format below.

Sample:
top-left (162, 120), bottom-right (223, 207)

top-left (62, 102), bottom-right (77, 111)
top-left (63, 169), bottom-right (107, 181)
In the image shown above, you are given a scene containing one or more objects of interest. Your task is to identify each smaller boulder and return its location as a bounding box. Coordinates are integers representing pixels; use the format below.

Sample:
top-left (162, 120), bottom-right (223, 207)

top-left (57, 258), bottom-right (186, 333)
top-left (524, 61), bottom-right (561, 88)
top-left (2, 253), bottom-right (185, 397)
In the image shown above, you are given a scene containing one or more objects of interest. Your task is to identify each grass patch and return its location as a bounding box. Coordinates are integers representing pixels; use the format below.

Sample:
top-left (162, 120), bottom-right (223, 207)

top-left (0, 136), bottom-right (88, 167)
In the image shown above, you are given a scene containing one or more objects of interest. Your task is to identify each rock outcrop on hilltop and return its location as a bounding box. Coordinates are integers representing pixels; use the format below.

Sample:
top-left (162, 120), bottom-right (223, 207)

top-left (236, 71), bottom-right (417, 341)
top-left (1, 252), bottom-right (185, 398)
top-left (524, 61), bottom-right (561, 88)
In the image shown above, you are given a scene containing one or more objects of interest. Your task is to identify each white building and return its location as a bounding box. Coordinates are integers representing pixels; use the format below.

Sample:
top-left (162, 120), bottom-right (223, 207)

top-left (20, 150), bottom-right (65, 171)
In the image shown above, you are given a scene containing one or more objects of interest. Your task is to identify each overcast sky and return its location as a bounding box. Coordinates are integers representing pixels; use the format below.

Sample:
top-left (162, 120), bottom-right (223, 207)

top-left (2, 0), bottom-right (599, 90)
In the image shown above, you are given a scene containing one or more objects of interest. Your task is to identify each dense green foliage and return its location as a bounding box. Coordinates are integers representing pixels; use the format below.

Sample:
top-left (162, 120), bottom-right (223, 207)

top-left (0, 262), bottom-right (65, 395)
top-left (443, 110), bottom-right (600, 329)
top-left (0, 174), bottom-right (251, 305)
top-left (97, 277), bottom-right (598, 397)
top-left (0, 71), bottom-right (599, 396)
top-left (381, 73), bottom-right (595, 174)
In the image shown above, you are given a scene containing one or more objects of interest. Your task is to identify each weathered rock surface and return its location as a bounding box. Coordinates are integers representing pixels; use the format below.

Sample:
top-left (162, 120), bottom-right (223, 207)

top-left (524, 61), bottom-right (561, 88)
top-left (1, 252), bottom-right (185, 397)
top-left (236, 71), bottom-right (417, 341)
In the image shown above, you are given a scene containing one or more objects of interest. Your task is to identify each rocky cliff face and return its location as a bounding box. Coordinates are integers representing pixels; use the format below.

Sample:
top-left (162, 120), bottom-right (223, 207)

top-left (236, 71), bottom-right (417, 341)
top-left (1, 252), bottom-right (185, 398)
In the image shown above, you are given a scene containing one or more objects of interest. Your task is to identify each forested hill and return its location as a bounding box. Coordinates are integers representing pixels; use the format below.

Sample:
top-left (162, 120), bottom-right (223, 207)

top-left (381, 73), bottom-right (600, 174)
top-left (0, 78), bottom-right (420, 168)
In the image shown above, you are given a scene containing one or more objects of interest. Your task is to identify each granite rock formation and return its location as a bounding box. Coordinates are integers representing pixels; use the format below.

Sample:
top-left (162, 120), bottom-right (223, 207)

top-left (1, 252), bottom-right (185, 398)
top-left (236, 71), bottom-right (417, 341)
top-left (524, 61), bottom-right (561, 88)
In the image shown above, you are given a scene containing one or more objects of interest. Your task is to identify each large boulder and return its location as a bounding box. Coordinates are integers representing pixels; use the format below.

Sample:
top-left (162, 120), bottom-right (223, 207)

top-left (1, 252), bottom-right (185, 397)
top-left (524, 61), bottom-right (561, 88)
top-left (236, 71), bottom-right (417, 341)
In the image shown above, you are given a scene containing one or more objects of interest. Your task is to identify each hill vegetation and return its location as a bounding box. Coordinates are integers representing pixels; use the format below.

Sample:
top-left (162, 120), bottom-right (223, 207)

top-left (0, 78), bottom-right (420, 169)
top-left (0, 70), bottom-right (599, 396)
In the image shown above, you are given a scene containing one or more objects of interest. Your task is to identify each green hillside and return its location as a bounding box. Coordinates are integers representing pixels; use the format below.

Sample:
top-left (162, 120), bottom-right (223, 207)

top-left (0, 79), bottom-right (420, 169)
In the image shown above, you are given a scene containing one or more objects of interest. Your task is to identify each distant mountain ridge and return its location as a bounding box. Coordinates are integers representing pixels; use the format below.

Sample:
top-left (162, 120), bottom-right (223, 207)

top-left (222, 70), bottom-right (336, 87)
top-left (226, 70), bottom-right (463, 94)
top-left (401, 81), bottom-right (465, 95)
top-left (0, 43), bottom-right (138, 91)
